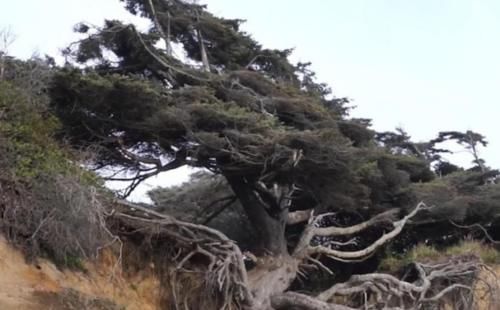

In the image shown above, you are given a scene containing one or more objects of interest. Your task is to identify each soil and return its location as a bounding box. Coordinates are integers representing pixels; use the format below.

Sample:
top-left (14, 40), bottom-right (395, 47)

top-left (0, 237), bottom-right (159, 310)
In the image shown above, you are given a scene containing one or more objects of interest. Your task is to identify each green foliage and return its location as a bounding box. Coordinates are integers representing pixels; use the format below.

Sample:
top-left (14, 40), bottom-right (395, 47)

top-left (410, 172), bottom-right (500, 223)
top-left (0, 81), bottom-right (68, 179)
top-left (0, 62), bottom-right (112, 267)
top-left (0, 80), bottom-right (102, 186)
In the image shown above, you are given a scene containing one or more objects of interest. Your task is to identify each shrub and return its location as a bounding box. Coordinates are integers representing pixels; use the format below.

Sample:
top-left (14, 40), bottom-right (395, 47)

top-left (0, 80), bottom-right (115, 266)
top-left (380, 241), bottom-right (500, 273)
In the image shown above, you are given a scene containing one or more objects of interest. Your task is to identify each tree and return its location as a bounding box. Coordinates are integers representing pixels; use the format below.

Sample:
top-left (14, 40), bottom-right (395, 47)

top-left (0, 27), bottom-right (16, 81)
top-left (434, 130), bottom-right (489, 174)
top-left (49, 1), bottom-right (493, 308)
top-left (376, 127), bottom-right (453, 171)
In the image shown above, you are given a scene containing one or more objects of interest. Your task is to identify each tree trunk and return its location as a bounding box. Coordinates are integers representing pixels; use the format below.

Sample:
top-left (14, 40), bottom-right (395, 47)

top-left (469, 136), bottom-right (486, 174)
top-left (246, 256), bottom-right (299, 310)
top-left (226, 176), bottom-right (288, 255)
top-left (197, 29), bottom-right (210, 72)
top-left (226, 175), bottom-right (298, 308)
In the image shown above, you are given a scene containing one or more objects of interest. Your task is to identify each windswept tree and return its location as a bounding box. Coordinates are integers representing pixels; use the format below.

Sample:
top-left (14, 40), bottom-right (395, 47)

top-left (49, 1), bottom-right (496, 309)
top-left (434, 130), bottom-right (489, 174)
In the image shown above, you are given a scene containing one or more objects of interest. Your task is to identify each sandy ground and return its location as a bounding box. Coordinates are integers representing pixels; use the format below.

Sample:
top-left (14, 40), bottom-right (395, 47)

top-left (0, 237), bottom-right (159, 310)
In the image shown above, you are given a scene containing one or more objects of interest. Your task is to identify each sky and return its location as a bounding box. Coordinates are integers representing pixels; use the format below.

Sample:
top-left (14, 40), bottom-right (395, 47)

top-left (2, 0), bottom-right (500, 201)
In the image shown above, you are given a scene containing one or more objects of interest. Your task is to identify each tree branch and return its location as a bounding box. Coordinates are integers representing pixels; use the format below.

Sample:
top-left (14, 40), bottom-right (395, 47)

top-left (314, 208), bottom-right (399, 237)
top-left (449, 220), bottom-right (500, 244)
top-left (147, 0), bottom-right (172, 56)
top-left (202, 196), bottom-right (237, 225)
top-left (294, 202), bottom-right (428, 260)
top-left (132, 26), bottom-right (211, 82)
top-left (118, 146), bottom-right (163, 168)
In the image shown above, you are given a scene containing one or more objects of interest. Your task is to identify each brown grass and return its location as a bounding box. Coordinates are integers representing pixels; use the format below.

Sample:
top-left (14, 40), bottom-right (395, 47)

top-left (380, 241), bottom-right (500, 273)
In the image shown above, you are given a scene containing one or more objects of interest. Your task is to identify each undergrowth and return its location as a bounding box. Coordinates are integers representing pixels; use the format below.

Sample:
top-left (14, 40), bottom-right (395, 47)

top-left (380, 240), bottom-right (500, 273)
top-left (0, 79), bottom-right (114, 268)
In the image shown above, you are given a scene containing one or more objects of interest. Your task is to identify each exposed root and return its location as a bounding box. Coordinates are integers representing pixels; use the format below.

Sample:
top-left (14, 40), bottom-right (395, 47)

top-left (273, 255), bottom-right (496, 310)
top-left (112, 200), bottom-right (253, 309)
top-left (110, 201), bottom-right (498, 310)
top-left (319, 255), bottom-right (479, 308)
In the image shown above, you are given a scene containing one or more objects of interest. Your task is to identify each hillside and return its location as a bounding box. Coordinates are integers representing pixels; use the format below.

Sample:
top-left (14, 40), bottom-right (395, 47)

top-left (0, 237), bottom-right (157, 310)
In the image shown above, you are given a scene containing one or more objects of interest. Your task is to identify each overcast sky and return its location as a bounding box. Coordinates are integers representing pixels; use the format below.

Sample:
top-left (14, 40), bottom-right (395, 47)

top-left (2, 0), bottom-right (499, 201)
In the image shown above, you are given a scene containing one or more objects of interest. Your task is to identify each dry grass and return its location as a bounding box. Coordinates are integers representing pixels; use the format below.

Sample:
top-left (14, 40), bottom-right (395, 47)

top-left (0, 174), bottom-right (116, 267)
top-left (380, 241), bottom-right (500, 273)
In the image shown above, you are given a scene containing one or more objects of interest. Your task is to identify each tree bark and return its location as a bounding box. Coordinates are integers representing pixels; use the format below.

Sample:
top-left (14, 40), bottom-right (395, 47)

top-left (226, 176), bottom-right (288, 255)
top-left (197, 29), bottom-right (210, 72)
top-left (247, 256), bottom-right (299, 309)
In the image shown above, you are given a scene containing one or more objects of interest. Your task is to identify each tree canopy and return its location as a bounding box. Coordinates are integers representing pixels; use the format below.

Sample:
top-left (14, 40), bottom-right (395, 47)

top-left (45, 1), bottom-right (500, 309)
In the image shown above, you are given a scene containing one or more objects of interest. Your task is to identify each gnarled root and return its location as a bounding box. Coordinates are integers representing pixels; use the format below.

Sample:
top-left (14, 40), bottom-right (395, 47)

top-left (272, 255), bottom-right (496, 310)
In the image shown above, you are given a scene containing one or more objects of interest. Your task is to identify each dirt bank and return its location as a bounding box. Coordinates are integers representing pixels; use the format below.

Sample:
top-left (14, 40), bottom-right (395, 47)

top-left (0, 237), bottom-right (159, 310)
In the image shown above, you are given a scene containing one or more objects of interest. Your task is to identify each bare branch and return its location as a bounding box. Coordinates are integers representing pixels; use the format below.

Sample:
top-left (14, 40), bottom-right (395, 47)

top-left (313, 203), bottom-right (427, 261)
top-left (449, 220), bottom-right (500, 244)
top-left (306, 256), bottom-right (334, 275)
top-left (314, 208), bottom-right (399, 237)
top-left (106, 149), bottom-right (187, 198)
top-left (147, 0), bottom-right (172, 56)
top-left (294, 202), bottom-right (428, 260)
top-left (132, 26), bottom-right (211, 82)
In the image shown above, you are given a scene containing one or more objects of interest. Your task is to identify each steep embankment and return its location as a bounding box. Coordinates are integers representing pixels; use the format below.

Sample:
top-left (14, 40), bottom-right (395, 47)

top-left (0, 237), bottom-right (158, 310)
